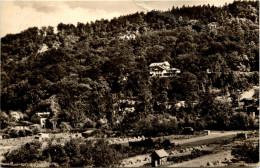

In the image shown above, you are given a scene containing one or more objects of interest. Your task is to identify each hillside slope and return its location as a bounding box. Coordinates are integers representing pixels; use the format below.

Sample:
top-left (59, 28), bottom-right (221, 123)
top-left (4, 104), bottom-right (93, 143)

top-left (1, 0), bottom-right (259, 133)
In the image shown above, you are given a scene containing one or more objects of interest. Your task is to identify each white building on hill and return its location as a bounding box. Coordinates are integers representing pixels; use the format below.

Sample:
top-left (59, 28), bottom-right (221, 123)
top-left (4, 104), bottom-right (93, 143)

top-left (149, 61), bottom-right (180, 77)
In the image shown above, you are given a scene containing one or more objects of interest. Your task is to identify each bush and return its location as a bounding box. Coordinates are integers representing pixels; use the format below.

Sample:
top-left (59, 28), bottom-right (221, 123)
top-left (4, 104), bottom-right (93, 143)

top-left (25, 129), bottom-right (32, 136)
top-left (79, 141), bottom-right (94, 166)
top-left (162, 139), bottom-right (172, 149)
top-left (8, 129), bottom-right (19, 138)
top-left (18, 130), bottom-right (26, 137)
top-left (92, 140), bottom-right (121, 167)
top-left (129, 138), bottom-right (154, 148)
top-left (231, 142), bottom-right (259, 163)
top-left (59, 122), bottom-right (72, 132)
top-left (4, 141), bottom-right (42, 164)
top-left (3, 138), bottom-right (121, 167)
top-left (229, 113), bottom-right (255, 130)
top-left (64, 139), bottom-right (85, 167)
top-left (32, 127), bottom-right (40, 135)
top-left (83, 119), bottom-right (95, 128)
top-left (134, 115), bottom-right (179, 137)
top-left (43, 144), bottom-right (69, 165)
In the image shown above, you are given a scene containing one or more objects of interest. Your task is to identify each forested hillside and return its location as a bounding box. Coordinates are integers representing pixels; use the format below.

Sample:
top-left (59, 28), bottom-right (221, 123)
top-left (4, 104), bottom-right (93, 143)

top-left (1, 0), bottom-right (259, 133)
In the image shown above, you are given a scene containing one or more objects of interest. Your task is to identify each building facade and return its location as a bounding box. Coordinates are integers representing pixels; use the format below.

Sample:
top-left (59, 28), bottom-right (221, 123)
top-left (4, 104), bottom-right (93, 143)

top-left (30, 112), bottom-right (51, 128)
top-left (149, 61), bottom-right (180, 77)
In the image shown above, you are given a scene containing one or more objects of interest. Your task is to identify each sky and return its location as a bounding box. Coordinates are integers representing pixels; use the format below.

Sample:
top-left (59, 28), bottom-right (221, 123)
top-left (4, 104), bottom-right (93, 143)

top-left (1, 0), bottom-right (235, 37)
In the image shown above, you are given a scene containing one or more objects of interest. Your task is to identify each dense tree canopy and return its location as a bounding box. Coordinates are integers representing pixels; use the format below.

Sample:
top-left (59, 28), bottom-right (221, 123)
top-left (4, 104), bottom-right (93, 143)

top-left (1, 0), bottom-right (259, 131)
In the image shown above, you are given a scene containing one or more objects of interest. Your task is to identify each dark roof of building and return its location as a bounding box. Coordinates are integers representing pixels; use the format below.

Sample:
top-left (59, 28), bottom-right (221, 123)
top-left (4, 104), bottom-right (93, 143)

top-left (150, 66), bottom-right (165, 71)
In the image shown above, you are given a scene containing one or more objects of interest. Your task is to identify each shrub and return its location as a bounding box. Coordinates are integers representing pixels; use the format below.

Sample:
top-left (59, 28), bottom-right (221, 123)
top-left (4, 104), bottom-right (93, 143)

top-left (43, 144), bottom-right (69, 165)
top-left (83, 119), bottom-right (95, 128)
top-left (79, 141), bottom-right (94, 166)
top-left (162, 139), bottom-right (172, 149)
top-left (229, 113), bottom-right (254, 130)
top-left (25, 129), bottom-right (32, 136)
top-left (8, 129), bottom-right (19, 138)
top-left (18, 130), bottom-right (26, 137)
top-left (134, 115), bottom-right (179, 137)
top-left (92, 140), bottom-right (121, 167)
top-left (64, 139), bottom-right (84, 167)
top-left (3, 141), bottom-right (42, 164)
top-left (59, 122), bottom-right (72, 132)
top-left (4, 138), bottom-right (122, 167)
top-left (31, 127), bottom-right (40, 135)
top-left (129, 138), bottom-right (154, 148)
top-left (231, 142), bottom-right (259, 163)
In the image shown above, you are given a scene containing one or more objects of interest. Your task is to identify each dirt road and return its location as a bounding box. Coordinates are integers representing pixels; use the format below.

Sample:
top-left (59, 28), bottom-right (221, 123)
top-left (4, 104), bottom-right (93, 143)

top-left (168, 150), bottom-right (232, 167)
top-left (119, 131), bottom-right (241, 167)
top-left (171, 131), bottom-right (239, 145)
